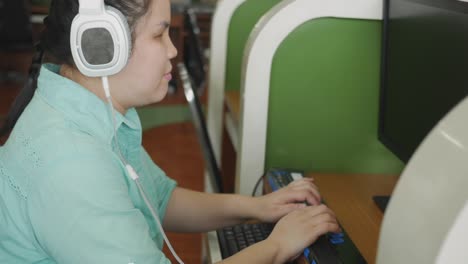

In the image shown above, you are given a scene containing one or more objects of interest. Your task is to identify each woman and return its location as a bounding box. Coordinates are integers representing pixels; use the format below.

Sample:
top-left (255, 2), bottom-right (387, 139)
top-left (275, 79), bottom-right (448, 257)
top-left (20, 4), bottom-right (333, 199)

top-left (0, 0), bottom-right (340, 263)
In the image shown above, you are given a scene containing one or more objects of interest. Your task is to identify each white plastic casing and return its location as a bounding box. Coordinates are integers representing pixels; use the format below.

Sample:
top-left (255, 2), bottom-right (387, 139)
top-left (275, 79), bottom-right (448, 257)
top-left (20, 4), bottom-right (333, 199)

top-left (70, 3), bottom-right (131, 77)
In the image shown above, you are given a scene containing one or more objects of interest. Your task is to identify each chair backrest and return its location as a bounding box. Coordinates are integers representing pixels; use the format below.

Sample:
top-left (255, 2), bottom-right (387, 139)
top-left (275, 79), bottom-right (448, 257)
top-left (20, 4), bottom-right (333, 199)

top-left (377, 96), bottom-right (468, 263)
top-left (235, 0), bottom-right (403, 194)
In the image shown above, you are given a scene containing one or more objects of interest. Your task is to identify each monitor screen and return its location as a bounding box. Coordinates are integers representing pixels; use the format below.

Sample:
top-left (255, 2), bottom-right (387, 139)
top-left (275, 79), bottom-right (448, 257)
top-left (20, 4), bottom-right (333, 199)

top-left (379, 0), bottom-right (468, 163)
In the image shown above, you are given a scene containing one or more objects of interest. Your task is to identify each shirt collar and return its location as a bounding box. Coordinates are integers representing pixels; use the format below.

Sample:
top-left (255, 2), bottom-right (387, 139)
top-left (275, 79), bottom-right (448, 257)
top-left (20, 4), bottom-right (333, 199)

top-left (36, 64), bottom-right (142, 145)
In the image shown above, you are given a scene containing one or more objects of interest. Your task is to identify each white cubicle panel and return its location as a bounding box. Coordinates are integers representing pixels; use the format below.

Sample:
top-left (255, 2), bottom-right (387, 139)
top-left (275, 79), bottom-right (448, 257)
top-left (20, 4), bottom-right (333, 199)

top-left (205, 0), bottom-right (246, 193)
top-left (206, 0), bottom-right (247, 167)
top-left (377, 96), bottom-right (468, 264)
top-left (236, 0), bottom-right (383, 194)
top-left (435, 201), bottom-right (468, 264)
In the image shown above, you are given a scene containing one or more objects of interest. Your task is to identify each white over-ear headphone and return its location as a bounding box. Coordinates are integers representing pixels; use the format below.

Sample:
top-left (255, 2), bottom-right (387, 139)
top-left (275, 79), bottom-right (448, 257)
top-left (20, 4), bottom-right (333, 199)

top-left (70, 0), bottom-right (131, 77)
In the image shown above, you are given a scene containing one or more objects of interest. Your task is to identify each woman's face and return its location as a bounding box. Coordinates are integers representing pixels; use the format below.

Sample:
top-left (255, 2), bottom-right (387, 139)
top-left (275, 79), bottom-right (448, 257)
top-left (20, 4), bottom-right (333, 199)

top-left (111, 0), bottom-right (177, 109)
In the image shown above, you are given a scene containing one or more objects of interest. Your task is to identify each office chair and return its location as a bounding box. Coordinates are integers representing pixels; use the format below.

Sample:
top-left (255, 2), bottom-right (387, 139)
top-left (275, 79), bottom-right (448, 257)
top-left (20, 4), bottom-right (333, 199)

top-left (183, 8), bottom-right (207, 94)
top-left (0, 0), bottom-right (33, 84)
top-left (178, 62), bottom-right (223, 193)
top-left (0, 43), bottom-right (43, 142)
top-left (178, 8), bottom-right (224, 193)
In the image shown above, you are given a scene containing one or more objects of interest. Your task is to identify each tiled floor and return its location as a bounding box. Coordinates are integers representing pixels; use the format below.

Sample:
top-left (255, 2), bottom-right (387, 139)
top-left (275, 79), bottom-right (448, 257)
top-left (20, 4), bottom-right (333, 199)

top-left (1, 53), bottom-right (204, 263)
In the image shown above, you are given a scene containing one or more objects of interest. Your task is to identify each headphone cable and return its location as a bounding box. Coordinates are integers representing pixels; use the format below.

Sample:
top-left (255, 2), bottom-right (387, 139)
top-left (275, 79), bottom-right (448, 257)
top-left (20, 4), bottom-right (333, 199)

top-left (101, 76), bottom-right (184, 264)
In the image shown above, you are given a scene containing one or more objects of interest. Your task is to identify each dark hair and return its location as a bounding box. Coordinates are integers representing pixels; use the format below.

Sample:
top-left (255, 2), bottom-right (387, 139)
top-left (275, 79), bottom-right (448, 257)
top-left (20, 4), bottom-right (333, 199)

top-left (0, 0), bottom-right (151, 138)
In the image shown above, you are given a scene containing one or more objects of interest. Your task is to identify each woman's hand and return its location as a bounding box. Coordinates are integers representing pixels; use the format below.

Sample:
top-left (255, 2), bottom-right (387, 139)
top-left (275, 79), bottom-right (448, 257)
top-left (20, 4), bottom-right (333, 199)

top-left (267, 204), bottom-right (341, 263)
top-left (218, 204), bottom-right (340, 264)
top-left (252, 178), bottom-right (322, 223)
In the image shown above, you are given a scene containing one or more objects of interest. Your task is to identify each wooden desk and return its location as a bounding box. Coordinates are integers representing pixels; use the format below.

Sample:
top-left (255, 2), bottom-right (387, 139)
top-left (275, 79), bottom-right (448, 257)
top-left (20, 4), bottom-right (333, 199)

top-left (311, 173), bottom-right (398, 264)
top-left (225, 90), bottom-right (240, 125)
top-left (223, 90), bottom-right (240, 156)
top-left (206, 173), bottom-right (398, 263)
top-left (217, 90), bottom-right (241, 193)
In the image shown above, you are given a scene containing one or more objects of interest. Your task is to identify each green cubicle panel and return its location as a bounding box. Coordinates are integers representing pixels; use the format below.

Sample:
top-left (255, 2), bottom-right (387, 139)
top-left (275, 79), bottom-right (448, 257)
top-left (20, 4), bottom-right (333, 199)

top-left (224, 0), bottom-right (282, 91)
top-left (266, 18), bottom-right (404, 175)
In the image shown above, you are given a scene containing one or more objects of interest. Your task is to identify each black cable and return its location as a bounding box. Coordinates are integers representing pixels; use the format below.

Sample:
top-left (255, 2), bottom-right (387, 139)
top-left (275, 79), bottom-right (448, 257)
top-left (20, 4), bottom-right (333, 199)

top-left (251, 173), bottom-right (265, 197)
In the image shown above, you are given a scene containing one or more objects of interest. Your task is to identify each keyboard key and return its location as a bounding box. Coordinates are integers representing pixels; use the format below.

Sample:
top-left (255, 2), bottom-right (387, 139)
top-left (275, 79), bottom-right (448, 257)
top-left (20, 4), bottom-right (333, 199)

top-left (227, 239), bottom-right (239, 253)
top-left (329, 237), bottom-right (345, 245)
top-left (291, 172), bottom-right (303, 181)
top-left (268, 177), bottom-right (280, 191)
top-left (329, 232), bottom-right (345, 238)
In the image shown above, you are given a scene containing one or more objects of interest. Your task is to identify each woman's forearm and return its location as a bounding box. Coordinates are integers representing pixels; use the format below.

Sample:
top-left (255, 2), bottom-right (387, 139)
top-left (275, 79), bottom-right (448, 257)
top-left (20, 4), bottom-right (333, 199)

top-left (162, 187), bottom-right (259, 232)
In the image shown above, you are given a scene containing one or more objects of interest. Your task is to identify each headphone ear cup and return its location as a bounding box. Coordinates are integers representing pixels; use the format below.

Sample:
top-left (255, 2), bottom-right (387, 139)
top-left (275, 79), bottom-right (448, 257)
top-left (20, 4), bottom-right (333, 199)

top-left (70, 5), bottom-right (132, 77)
top-left (104, 5), bottom-right (132, 61)
top-left (80, 27), bottom-right (116, 65)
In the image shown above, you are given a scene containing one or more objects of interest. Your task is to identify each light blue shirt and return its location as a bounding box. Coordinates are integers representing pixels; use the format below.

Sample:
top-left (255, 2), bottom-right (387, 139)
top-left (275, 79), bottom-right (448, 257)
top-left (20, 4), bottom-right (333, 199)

top-left (0, 64), bottom-right (177, 263)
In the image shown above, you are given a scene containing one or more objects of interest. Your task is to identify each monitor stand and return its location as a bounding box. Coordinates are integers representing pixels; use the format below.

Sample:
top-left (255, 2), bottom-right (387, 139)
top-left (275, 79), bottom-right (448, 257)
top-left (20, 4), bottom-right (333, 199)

top-left (373, 195), bottom-right (391, 212)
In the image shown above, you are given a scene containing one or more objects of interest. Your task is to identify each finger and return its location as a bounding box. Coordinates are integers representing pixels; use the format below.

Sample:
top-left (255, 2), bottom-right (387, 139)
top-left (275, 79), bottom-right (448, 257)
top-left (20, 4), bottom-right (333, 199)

top-left (288, 178), bottom-right (314, 188)
top-left (303, 185), bottom-right (321, 204)
top-left (303, 210), bottom-right (340, 232)
top-left (279, 203), bottom-right (307, 217)
top-left (297, 208), bottom-right (337, 226)
top-left (289, 181), bottom-right (320, 196)
top-left (290, 185), bottom-right (321, 205)
top-left (290, 180), bottom-right (320, 193)
top-left (282, 189), bottom-right (320, 206)
top-left (306, 204), bottom-right (337, 218)
top-left (309, 222), bottom-right (341, 241)
top-left (314, 212), bottom-right (338, 226)
top-left (288, 252), bottom-right (302, 262)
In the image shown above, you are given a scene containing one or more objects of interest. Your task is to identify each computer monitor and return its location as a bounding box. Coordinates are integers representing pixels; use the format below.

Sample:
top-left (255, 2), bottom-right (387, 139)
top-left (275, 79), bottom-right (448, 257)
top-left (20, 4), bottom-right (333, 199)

top-left (377, 0), bottom-right (468, 211)
top-left (379, 0), bottom-right (468, 163)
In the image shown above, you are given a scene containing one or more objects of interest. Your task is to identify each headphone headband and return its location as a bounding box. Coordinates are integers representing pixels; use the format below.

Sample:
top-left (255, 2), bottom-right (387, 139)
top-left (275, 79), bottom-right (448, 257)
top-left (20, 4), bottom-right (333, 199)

top-left (78, 0), bottom-right (105, 15)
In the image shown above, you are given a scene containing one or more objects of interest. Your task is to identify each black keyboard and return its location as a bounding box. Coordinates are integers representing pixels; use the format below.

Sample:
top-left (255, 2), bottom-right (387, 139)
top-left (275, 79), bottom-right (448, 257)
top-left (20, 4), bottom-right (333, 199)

top-left (217, 168), bottom-right (367, 264)
top-left (216, 223), bottom-right (273, 259)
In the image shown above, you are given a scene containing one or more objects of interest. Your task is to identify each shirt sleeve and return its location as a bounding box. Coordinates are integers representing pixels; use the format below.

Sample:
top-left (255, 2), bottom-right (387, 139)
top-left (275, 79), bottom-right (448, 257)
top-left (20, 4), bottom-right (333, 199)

top-left (139, 148), bottom-right (177, 222)
top-left (28, 149), bottom-right (172, 264)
